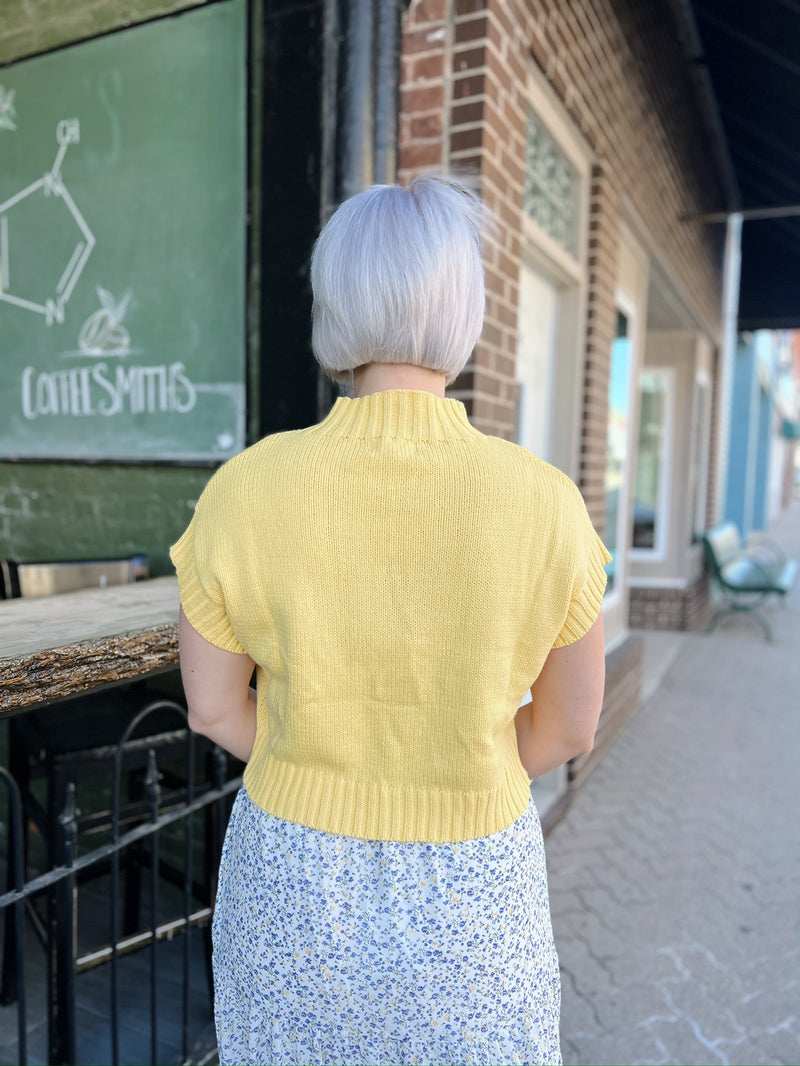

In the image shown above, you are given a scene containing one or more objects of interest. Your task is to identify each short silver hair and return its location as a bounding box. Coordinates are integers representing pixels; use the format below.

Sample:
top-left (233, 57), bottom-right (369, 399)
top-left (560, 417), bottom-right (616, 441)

top-left (310, 176), bottom-right (485, 384)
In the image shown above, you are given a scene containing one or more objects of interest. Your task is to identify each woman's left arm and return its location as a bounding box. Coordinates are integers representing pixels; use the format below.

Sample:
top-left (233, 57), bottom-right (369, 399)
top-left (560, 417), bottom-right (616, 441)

top-left (178, 608), bottom-right (257, 763)
top-left (514, 612), bottom-right (606, 779)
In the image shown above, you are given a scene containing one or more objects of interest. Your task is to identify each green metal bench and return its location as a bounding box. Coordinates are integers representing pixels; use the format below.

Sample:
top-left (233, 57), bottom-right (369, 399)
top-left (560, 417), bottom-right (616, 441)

top-left (702, 522), bottom-right (797, 641)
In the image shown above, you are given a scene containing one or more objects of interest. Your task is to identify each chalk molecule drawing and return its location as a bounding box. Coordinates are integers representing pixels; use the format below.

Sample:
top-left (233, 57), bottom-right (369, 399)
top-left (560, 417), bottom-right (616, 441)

top-left (0, 86), bottom-right (17, 131)
top-left (0, 117), bottom-right (95, 324)
top-left (79, 287), bottom-right (132, 355)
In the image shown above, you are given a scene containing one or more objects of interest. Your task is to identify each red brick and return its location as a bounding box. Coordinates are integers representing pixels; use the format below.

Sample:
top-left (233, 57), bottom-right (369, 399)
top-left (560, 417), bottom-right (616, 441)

top-left (400, 142), bottom-right (444, 170)
top-left (411, 52), bottom-right (445, 81)
top-left (484, 265), bottom-right (505, 296)
top-left (451, 100), bottom-right (485, 126)
top-left (496, 301), bottom-right (518, 330)
top-left (450, 369), bottom-right (476, 392)
top-left (454, 16), bottom-right (488, 45)
top-left (481, 372), bottom-right (503, 397)
top-left (450, 126), bottom-right (483, 153)
top-left (410, 112), bottom-right (443, 140)
top-left (452, 45), bottom-right (486, 73)
top-left (481, 321), bottom-right (503, 348)
top-left (401, 84), bottom-right (445, 113)
top-left (456, 0), bottom-right (487, 15)
top-left (452, 72), bottom-right (486, 99)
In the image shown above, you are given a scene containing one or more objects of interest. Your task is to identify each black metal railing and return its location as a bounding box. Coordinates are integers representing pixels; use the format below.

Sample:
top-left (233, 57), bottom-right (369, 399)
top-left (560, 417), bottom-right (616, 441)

top-left (0, 697), bottom-right (240, 1066)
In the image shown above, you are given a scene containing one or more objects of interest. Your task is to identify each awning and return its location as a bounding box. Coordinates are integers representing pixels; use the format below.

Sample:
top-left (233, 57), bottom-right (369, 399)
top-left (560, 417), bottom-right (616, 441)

top-left (684, 1), bottom-right (800, 330)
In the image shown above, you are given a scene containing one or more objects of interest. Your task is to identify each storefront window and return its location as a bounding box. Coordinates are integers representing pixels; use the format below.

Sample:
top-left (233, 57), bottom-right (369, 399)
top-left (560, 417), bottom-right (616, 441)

top-left (632, 371), bottom-right (670, 552)
top-left (604, 311), bottom-right (633, 592)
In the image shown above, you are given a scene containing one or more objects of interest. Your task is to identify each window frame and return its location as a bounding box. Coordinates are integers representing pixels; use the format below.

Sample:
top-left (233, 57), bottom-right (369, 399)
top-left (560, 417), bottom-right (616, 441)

top-left (630, 366), bottom-right (675, 563)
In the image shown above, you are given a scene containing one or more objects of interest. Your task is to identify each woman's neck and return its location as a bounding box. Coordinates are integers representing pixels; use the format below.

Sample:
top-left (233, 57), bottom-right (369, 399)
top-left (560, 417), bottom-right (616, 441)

top-left (353, 363), bottom-right (447, 398)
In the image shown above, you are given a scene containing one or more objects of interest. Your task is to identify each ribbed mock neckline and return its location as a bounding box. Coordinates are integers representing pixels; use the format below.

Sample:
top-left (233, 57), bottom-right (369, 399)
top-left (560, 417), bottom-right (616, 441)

top-left (318, 389), bottom-right (476, 441)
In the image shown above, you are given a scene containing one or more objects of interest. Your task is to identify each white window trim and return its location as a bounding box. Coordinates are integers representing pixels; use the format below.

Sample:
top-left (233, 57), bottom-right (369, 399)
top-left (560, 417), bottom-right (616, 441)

top-left (517, 64), bottom-right (593, 480)
top-left (602, 289), bottom-right (638, 618)
top-left (521, 215), bottom-right (582, 285)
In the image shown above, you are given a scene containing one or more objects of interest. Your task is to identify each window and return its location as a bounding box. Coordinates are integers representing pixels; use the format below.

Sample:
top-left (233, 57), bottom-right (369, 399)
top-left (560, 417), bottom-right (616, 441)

top-left (632, 370), bottom-right (672, 554)
top-left (523, 112), bottom-right (579, 257)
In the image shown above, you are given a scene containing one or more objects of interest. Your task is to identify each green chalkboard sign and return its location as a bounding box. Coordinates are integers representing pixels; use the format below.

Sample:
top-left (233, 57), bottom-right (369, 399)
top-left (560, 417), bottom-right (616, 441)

top-left (0, 0), bottom-right (246, 461)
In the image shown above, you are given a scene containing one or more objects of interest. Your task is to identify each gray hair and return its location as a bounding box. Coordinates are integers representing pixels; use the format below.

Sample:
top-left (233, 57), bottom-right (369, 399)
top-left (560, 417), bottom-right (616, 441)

top-left (310, 176), bottom-right (486, 384)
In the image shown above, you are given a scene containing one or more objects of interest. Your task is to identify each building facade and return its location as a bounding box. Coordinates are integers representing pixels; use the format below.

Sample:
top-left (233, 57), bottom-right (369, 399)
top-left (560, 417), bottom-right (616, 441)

top-left (398, 0), bottom-right (730, 799)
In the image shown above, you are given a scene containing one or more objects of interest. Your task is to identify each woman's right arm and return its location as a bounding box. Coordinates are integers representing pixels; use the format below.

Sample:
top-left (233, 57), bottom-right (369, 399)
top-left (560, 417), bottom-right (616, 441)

top-left (178, 608), bottom-right (257, 764)
top-left (514, 612), bottom-right (606, 779)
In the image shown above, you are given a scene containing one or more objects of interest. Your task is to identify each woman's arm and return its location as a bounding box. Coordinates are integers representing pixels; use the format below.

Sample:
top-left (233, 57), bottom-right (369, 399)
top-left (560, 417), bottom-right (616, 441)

top-left (514, 612), bottom-right (606, 779)
top-left (177, 608), bottom-right (257, 763)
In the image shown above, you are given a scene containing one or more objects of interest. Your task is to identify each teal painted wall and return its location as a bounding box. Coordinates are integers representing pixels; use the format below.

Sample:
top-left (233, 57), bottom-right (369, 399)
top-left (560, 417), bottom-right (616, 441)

top-left (0, 464), bottom-right (213, 574)
top-left (0, 0), bottom-right (211, 66)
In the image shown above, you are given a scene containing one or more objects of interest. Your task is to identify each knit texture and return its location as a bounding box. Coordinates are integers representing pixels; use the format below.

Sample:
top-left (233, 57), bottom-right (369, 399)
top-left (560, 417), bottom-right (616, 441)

top-left (170, 389), bottom-right (610, 843)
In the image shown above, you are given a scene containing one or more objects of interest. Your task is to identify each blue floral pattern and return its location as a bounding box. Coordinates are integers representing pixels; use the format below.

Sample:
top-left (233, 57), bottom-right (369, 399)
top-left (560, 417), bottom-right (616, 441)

top-left (213, 788), bottom-right (562, 1066)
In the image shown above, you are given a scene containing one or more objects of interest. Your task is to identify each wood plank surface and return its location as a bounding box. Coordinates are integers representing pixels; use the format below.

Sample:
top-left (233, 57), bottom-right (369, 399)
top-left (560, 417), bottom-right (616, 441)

top-left (0, 577), bottom-right (180, 712)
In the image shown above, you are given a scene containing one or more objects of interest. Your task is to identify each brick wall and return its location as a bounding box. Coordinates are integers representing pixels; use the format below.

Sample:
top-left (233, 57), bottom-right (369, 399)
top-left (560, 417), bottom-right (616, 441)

top-left (399, 0), bottom-right (726, 523)
top-left (398, 0), bottom-right (726, 791)
top-left (628, 574), bottom-right (713, 631)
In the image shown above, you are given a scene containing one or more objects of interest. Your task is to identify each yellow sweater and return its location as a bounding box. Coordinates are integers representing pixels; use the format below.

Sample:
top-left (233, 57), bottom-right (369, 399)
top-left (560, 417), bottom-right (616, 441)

top-left (171, 389), bottom-right (610, 843)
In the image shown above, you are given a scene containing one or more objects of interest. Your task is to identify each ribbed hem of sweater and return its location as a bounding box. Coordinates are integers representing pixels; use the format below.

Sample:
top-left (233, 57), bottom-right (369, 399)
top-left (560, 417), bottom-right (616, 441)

top-left (170, 527), bottom-right (247, 654)
top-left (242, 753), bottom-right (534, 844)
top-left (318, 390), bottom-right (479, 441)
top-left (553, 533), bottom-right (611, 648)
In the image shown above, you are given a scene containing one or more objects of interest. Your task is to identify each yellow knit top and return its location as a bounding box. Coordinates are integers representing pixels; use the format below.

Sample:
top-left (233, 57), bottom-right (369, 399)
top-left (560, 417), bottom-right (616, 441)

top-left (170, 389), bottom-right (610, 843)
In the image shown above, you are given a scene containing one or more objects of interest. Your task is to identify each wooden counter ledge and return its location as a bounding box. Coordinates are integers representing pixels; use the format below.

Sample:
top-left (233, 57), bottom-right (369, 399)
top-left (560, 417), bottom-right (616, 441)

top-left (0, 577), bottom-right (180, 712)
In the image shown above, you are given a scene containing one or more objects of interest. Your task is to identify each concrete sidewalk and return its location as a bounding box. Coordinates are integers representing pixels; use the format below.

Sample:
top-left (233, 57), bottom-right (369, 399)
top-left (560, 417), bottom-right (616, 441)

top-left (546, 501), bottom-right (800, 1066)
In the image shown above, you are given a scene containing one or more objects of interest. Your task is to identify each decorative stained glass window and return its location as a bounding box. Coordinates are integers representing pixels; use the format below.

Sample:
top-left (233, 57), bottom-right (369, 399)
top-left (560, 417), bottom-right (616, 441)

top-left (523, 111), bottom-right (579, 257)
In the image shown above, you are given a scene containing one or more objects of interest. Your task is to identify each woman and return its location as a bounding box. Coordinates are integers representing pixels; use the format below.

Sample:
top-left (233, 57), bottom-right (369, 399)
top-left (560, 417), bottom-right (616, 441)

top-left (171, 176), bottom-right (610, 1066)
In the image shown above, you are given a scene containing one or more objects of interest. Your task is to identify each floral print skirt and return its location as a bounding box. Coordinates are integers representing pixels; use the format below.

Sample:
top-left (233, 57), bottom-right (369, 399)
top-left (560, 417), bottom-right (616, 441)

top-left (212, 787), bottom-right (562, 1066)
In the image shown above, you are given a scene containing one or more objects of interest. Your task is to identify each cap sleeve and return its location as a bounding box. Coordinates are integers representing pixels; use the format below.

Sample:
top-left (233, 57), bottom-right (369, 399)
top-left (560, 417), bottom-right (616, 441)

top-left (169, 492), bottom-right (247, 655)
top-left (553, 495), bottom-right (613, 649)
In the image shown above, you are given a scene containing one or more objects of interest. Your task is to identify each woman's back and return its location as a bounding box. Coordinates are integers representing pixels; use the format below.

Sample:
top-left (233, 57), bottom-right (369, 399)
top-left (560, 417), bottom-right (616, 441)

top-left (173, 388), bottom-right (607, 843)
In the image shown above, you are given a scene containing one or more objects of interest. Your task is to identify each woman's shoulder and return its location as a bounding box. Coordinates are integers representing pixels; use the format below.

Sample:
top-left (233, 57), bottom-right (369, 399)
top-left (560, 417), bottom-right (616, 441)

top-left (194, 428), bottom-right (309, 506)
top-left (480, 434), bottom-right (584, 502)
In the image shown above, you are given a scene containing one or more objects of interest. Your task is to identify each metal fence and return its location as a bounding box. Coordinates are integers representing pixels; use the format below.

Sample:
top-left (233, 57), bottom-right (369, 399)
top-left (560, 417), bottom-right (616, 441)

top-left (0, 698), bottom-right (240, 1066)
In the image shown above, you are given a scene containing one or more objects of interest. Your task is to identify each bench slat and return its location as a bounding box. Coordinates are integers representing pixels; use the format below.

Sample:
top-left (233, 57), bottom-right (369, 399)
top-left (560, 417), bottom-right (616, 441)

top-left (778, 558), bottom-right (797, 594)
top-left (720, 557), bottom-right (777, 592)
top-left (704, 524), bottom-right (743, 570)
